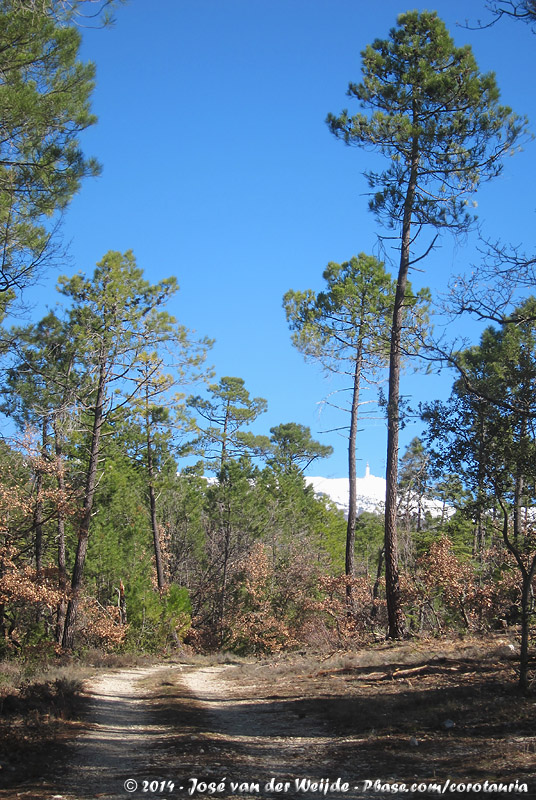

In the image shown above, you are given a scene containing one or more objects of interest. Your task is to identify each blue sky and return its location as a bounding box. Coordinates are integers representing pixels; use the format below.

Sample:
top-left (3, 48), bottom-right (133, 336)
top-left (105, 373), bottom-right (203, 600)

top-left (20, 0), bottom-right (536, 478)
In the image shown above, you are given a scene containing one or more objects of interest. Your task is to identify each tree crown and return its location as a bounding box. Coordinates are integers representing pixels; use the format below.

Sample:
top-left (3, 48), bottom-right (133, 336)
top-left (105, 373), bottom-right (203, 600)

top-left (327, 11), bottom-right (529, 232)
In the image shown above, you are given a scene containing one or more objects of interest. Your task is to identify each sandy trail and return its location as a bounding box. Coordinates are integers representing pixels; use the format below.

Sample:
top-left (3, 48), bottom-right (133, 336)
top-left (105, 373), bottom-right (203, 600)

top-left (180, 664), bottom-right (334, 759)
top-left (7, 640), bottom-right (529, 800)
top-left (48, 664), bottom-right (179, 800)
top-left (178, 664), bottom-right (370, 799)
top-left (16, 662), bottom-right (379, 800)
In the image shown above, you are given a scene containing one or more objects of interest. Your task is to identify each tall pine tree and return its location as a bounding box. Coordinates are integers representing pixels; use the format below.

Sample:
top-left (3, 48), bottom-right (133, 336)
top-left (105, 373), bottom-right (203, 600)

top-left (327, 11), bottom-right (527, 637)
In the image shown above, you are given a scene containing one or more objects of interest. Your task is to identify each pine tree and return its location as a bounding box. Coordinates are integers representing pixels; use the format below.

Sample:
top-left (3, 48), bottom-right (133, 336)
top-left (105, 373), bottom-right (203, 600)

top-left (58, 250), bottom-right (178, 649)
top-left (285, 254), bottom-right (428, 610)
top-left (188, 376), bottom-right (267, 471)
top-left (127, 332), bottom-right (212, 592)
top-left (423, 300), bottom-right (536, 690)
top-left (0, 2), bottom-right (100, 294)
top-left (327, 11), bottom-right (527, 638)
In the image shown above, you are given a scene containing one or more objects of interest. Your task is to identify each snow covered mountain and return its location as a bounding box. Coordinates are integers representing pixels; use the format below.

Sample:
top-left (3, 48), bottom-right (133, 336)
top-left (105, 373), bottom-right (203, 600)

top-left (306, 465), bottom-right (448, 519)
top-left (306, 465), bottom-right (386, 517)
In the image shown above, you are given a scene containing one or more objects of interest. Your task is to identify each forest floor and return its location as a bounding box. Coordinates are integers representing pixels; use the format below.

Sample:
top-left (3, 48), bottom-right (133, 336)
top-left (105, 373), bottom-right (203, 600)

top-left (0, 634), bottom-right (535, 800)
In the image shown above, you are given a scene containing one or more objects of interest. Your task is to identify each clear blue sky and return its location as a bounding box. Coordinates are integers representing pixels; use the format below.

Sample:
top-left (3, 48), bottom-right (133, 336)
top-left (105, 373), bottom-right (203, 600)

top-left (22, 0), bottom-right (536, 478)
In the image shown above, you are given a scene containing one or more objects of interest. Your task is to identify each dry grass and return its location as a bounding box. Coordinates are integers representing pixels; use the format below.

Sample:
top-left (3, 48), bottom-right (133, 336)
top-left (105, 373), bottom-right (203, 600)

top-left (0, 659), bottom-right (92, 789)
top-left (218, 633), bottom-right (535, 785)
top-left (81, 647), bottom-right (158, 669)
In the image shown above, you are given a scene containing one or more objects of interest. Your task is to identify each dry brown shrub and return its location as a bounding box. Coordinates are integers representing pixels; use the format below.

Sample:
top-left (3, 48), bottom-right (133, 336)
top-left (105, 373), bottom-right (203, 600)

top-left (314, 573), bottom-right (387, 640)
top-left (214, 545), bottom-right (387, 654)
top-left (224, 543), bottom-right (297, 654)
top-left (408, 536), bottom-right (534, 633)
top-left (76, 597), bottom-right (128, 650)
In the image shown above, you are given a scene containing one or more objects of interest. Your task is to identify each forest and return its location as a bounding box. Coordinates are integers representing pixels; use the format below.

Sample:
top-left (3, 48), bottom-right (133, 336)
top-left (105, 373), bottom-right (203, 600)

top-left (1, 0), bottom-right (536, 700)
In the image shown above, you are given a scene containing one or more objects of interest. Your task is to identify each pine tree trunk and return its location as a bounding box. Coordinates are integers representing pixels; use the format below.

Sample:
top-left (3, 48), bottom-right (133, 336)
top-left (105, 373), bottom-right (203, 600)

top-left (220, 399), bottom-right (230, 469)
top-left (219, 496), bottom-right (232, 647)
top-left (346, 342), bottom-right (363, 611)
top-left (33, 419), bottom-right (48, 578)
top-left (146, 416), bottom-right (165, 591)
top-left (384, 126), bottom-right (419, 640)
top-left (54, 429), bottom-right (68, 645)
top-left (149, 482), bottom-right (165, 591)
top-left (474, 412), bottom-right (487, 558)
top-left (217, 402), bottom-right (232, 644)
top-left (62, 359), bottom-right (106, 650)
top-left (519, 572), bottom-right (531, 693)
top-left (513, 415), bottom-right (527, 546)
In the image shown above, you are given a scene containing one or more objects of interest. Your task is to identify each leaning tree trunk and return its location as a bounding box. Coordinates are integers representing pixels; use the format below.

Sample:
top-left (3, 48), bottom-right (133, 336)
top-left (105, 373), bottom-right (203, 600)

top-left (498, 500), bottom-right (536, 693)
top-left (62, 359), bottom-right (107, 650)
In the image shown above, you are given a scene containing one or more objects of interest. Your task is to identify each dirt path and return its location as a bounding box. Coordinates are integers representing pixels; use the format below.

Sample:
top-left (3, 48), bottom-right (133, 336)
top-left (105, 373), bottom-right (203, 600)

top-left (179, 665), bottom-right (338, 784)
top-left (5, 638), bottom-right (534, 800)
top-left (17, 646), bottom-right (531, 800)
top-left (45, 664), bottom-right (181, 800)
top-left (170, 664), bottom-right (374, 800)
top-left (29, 662), bottom-right (373, 800)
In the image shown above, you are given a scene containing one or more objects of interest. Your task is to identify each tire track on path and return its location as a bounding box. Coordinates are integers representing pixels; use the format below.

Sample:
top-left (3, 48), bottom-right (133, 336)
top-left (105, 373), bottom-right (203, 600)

top-left (178, 664), bottom-right (373, 800)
